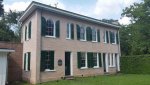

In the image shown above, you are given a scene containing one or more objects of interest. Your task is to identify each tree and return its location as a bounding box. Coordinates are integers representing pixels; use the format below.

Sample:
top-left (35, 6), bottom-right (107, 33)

top-left (0, 0), bottom-right (4, 16)
top-left (121, 0), bottom-right (150, 55)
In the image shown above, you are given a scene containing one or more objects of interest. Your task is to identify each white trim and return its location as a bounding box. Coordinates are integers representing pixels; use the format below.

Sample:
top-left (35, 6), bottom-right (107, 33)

top-left (92, 28), bottom-right (98, 42)
top-left (80, 52), bottom-right (88, 69)
top-left (70, 52), bottom-right (73, 76)
top-left (0, 49), bottom-right (15, 53)
top-left (103, 30), bottom-right (107, 43)
top-left (44, 69), bottom-right (56, 72)
top-left (93, 53), bottom-right (99, 68)
top-left (113, 54), bottom-right (116, 67)
top-left (105, 53), bottom-right (109, 72)
top-left (45, 35), bottom-right (56, 38)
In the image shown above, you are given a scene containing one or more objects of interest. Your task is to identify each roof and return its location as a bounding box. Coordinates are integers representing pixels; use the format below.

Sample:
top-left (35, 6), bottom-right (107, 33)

top-left (19, 1), bottom-right (120, 29)
top-left (0, 48), bottom-right (15, 53)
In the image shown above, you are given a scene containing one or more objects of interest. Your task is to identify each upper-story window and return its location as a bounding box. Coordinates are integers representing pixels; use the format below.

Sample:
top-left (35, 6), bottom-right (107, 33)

top-left (41, 16), bottom-right (60, 38)
top-left (110, 31), bottom-right (117, 44)
top-left (46, 19), bottom-right (55, 37)
top-left (92, 29), bottom-right (97, 42)
top-left (103, 30), bottom-right (109, 43)
top-left (24, 21), bottom-right (32, 41)
top-left (66, 23), bottom-right (74, 39)
top-left (80, 26), bottom-right (86, 41)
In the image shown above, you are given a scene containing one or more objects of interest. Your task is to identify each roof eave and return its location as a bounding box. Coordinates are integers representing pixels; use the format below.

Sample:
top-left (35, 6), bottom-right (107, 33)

top-left (19, 1), bottom-right (120, 29)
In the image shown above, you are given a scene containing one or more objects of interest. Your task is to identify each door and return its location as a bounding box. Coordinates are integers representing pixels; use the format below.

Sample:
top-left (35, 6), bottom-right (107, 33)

top-left (0, 53), bottom-right (7, 85)
top-left (102, 53), bottom-right (106, 72)
top-left (65, 52), bottom-right (71, 76)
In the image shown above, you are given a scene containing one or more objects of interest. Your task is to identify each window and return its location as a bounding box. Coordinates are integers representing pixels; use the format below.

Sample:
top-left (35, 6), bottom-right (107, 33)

top-left (66, 23), bottom-right (74, 39)
top-left (25, 26), bottom-right (27, 41)
top-left (92, 29), bottom-right (97, 42)
top-left (46, 19), bottom-right (55, 36)
top-left (80, 52), bottom-right (87, 68)
top-left (24, 52), bottom-right (31, 71)
top-left (93, 53), bottom-right (99, 67)
top-left (28, 21), bottom-right (31, 39)
top-left (80, 26), bottom-right (86, 40)
top-left (41, 51), bottom-right (54, 71)
top-left (104, 30), bottom-right (109, 43)
top-left (67, 23), bottom-right (70, 39)
top-left (108, 53), bottom-right (115, 67)
top-left (110, 31), bottom-right (116, 44)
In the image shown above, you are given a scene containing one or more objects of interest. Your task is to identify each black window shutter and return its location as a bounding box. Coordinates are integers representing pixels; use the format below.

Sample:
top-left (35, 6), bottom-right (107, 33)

top-left (40, 51), bottom-right (46, 71)
top-left (50, 51), bottom-right (54, 70)
top-left (116, 33), bottom-right (119, 44)
top-left (24, 53), bottom-right (26, 70)
top-left (71, 23), bottom-right (74, 39)
top-left (41, 17), bottom-right (46, 36)
top-left (25, 26), bottom-right (27, 41)
top-left (28, 52), bottom-right (31, 71)
top-left (76, 24), bottom-right (80, 40)
top-left (97, 29), bottom-right (100, 42)
top-left (28, 21), bottom-right (31, 39)
top-left (86, 27), bottom-right (92, 41)
top-left (98, 53), bottom-right (102, 67)
top-left (106, 31), bottom-right (109, 43)
top-left (56, 20), bottom-right (60, 38)
top-left (87, 52), bottom-right (93, 68)
top-left (77, 52), bottom-right (81, 68)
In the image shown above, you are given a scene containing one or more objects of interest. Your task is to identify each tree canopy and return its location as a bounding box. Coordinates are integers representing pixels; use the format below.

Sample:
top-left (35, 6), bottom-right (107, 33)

top-left (120, 0), bottom-right (150, 55)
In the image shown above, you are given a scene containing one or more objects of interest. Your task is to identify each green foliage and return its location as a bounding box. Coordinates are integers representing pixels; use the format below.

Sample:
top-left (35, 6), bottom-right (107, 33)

top-left (121, 0), bottom-right (150, 55)
top-left (120, 55), bottom-right (150, 74)
top-left (0, 10), bottom-right (23, 42)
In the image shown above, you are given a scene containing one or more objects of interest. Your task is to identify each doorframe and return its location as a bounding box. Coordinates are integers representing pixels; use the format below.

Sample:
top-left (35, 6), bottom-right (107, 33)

top-left (65, 52), bottom-right (73, 76)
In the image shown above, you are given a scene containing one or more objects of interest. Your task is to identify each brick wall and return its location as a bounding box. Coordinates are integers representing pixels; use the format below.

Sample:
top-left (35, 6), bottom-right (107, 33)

top-left (0, 42), bottom-right (23, 82)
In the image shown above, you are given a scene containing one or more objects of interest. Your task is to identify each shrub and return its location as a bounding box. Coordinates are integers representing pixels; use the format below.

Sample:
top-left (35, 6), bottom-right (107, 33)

top-left (120, 55), bottom-right (150, 74)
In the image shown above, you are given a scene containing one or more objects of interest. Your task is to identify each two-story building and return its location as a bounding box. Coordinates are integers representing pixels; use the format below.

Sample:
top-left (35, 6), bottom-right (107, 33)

top-left (19, 1), bottom-right (121, 84)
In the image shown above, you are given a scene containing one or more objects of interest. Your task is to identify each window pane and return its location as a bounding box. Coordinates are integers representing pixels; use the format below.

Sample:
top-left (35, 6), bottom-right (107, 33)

top-left (81, 52), bottom-right (86, 67)
top-left (93, 53), bottom-right (97, 66)
top-left (92, 29), bottom-right (96, 41)
top-left (80, 27), bottom-right (85, 40)
top-left (47, 20), bottom-right (54, 36)
top-left (67, 24), bottom-right (70, 38)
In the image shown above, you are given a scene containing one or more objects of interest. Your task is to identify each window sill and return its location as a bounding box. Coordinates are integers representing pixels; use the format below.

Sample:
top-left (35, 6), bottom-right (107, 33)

top-left (109, 66), bottom-right (115, 68)
top-left (111, 43), bottom-right (116, 45)
top-left (66, 38), bottom-right (72, 40)
top-left (92, 41), bottom-right (98, 43)
top-left (45, 36), bottom-right (56, 38)
top-left (80, 40), bottom-right (87, 42)
top-left (44, 69), bottom-right (56, 72)
top-left (93, 66), bottom-right (99, 68)
top-left (80, 67), bottom-right (88, 69)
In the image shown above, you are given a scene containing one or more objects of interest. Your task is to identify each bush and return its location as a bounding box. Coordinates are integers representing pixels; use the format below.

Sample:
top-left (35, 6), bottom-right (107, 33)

top-left (120, 55), bottom-right (150, 74)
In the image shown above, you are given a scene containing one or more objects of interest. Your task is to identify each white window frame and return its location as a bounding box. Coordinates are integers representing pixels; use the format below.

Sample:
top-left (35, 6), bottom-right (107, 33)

top-left (45, 19), bottom-right (56, 38)
top-left (93, 53), bottom-right (99, 68)
top-left (80, 26), bottom-right (86, 41)
top-left (66, 23), bottom-right (71, 39)
top-left (92, 29), bottom-right (98, 42)
top-left (24, 52), bottom-right (30, 71)
top-left (111, 32), bottom-right (116, 44)
top-left (108, 53), bottom-right (115, 67)
top-left (80, 52), bottom-right (88, 69)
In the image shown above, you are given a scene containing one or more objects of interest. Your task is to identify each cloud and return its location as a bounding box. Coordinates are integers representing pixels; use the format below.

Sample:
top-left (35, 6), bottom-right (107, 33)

top-left (4, 1), bottom-right (30, 12)
top-left (119, 17), bottom-right (131, 25)
top-left (4, 0), bottom-right (65, 12)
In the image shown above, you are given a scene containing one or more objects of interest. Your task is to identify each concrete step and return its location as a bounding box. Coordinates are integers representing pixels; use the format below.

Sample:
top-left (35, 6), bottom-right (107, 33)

top-left (64, 76), bottom-right (74, 80)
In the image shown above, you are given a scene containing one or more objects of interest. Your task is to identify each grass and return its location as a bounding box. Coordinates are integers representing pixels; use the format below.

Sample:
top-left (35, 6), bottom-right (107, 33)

top-left (16, 74), bottom-right (150, 85)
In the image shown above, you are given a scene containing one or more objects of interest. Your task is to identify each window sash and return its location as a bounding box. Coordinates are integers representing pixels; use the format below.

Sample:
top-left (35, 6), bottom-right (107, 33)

top-left (80, 52), bottom-right (87, 68)
top-left (92, 29), bottom-right (97, 42)
top-left (66, 23), bottom-right (71, 39)
top-left (80, 27), bottom-right (86, 40)
top-left (93, 53), bottom-right (99, 67)
top-left (46, 20), bottom-right (56, 37)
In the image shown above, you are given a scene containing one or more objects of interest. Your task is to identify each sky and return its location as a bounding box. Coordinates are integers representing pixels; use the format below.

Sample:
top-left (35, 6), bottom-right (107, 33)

top-left (3, 0), bottom-right (142, 25)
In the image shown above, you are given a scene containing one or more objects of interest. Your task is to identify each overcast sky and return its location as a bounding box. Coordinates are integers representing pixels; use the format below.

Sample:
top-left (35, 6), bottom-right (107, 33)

top-left (3, 0), bottom-right (142, 25)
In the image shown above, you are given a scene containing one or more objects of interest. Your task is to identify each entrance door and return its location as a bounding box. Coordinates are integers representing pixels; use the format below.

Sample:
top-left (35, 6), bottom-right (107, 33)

top-left (102, 53), bottom-right (106, 72)
top-left (0, 53), bottom-right (7, 85)
top-left (65, 52), bottom-right (71, 76)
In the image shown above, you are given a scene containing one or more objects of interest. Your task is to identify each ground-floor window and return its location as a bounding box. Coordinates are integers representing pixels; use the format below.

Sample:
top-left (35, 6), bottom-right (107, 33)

top-left (24, 52), bottom-right (31, 71)
top-left (41, 50), bottom-right (54, 71)
top-left (77, 52), bottom-right (102, 69)
top-left (108, 53), bottom-right (116, 67)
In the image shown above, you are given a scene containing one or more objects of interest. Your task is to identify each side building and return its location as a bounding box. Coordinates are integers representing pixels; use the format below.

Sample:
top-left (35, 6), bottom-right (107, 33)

top-left (19, 1), bottom-right (121, 84)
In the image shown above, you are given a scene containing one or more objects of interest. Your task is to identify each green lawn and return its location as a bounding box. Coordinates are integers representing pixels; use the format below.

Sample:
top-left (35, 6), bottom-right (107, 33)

top-left (16, 74), bottom-right (150, 85)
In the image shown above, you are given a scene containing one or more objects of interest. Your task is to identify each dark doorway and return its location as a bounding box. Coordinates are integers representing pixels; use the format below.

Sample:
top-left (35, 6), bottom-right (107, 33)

top-left (103, 53), bottom-right (106, 72)
top-left (65, 52), bottom-right (71, 76)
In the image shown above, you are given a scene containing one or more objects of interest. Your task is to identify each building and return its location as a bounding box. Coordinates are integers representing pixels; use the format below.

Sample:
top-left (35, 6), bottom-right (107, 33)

top-left (19, 1), bottom-right (121, 84)
top-left (0, 42), bottom-right (23, 84)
